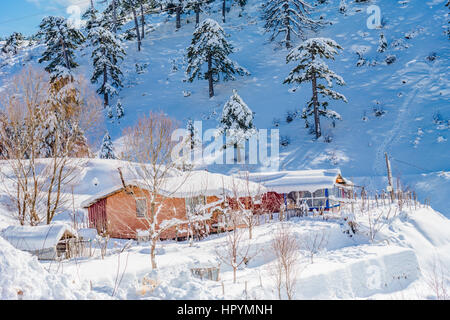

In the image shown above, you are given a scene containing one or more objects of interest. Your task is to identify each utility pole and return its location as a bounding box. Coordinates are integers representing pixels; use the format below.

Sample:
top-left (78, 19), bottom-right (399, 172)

top-left (385, 152), bottom-right (394, 202)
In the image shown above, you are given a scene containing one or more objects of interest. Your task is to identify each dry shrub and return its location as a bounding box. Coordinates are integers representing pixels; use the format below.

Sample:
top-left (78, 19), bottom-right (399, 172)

top-left (270, 223), bottom-right (301, 300)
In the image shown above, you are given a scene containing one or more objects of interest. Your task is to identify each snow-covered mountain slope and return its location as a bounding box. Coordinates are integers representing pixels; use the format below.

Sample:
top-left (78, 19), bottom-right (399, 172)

top-left (0, 0), bottom-right (449, 213)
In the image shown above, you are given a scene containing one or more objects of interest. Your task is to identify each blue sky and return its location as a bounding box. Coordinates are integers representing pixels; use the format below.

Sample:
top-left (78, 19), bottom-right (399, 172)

top-left (0, 0), bottom-right (91, 37)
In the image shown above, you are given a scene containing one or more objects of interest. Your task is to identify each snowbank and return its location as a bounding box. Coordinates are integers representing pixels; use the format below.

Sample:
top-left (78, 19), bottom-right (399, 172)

top-left (0, 236), bottom-right (107, 300)
top-left (296, 245), bottom-right (420, 299)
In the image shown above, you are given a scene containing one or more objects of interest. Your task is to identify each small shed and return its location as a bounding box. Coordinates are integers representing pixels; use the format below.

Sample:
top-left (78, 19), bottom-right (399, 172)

top-left (1, 224), bottom-right (79, 260)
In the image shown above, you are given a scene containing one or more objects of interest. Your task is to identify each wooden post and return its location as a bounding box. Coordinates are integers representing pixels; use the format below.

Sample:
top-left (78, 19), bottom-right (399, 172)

top-left (385, 153), bottom-right (394, 202)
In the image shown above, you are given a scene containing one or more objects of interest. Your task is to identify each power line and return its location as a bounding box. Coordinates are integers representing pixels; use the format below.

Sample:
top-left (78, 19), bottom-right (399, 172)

top-left (390, 157), bottom-right (435, 173)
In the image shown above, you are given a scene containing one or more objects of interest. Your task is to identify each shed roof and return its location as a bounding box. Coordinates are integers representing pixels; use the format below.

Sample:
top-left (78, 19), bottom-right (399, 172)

top-left (1, 223), bottom-right (77, 251)
top-left (246, 169), bottom-right (352, 194)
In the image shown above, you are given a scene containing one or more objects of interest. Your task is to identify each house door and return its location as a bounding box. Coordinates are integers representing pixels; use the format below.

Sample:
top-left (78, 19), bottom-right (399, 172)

top-left (88, 198), bottom-right (107, 234)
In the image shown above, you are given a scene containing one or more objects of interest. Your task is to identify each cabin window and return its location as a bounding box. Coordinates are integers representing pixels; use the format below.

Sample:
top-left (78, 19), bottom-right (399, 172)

top-left (293, 188), bottom-right (328, 209)
top-left (298, 191), bottom-right (311, 198)
top-left (313, 189), bottom-right (325, 197)
top-left (185, 195), bottom-right (206, 213)
top-left (136, 198), bottom-right (147, 218)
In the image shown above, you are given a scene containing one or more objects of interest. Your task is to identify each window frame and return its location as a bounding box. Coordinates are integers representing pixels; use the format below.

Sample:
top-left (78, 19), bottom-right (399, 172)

top-left (135, 197), bottom-right (148, 218)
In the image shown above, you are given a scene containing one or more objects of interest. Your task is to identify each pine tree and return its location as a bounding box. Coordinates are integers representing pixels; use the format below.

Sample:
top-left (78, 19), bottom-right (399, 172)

top-left (263, 0), bottom-right (318, 49)
top-left (186, 119), bottom-right (201, 150)
top-left (235, 0), bottom-right (248, 17)
top-left (106, 104), bottom-right (114, 120)
top-left (82, 1), bottom-right (100, 32)
top-left (173, 0), bottom-right (185, 30)
top-left (99, 131), bottom-right (116, 159)
top-left (339, 0), bottom-right (347, 14)
top-left (378, 33), bottom-right (387, 53)
top-left (115, 99), bottom-right (125, 120)
top-left (186, 0), bottom-right (205, 26)
top-left (89, 24), bottom-right (126, 107)
top-left (37, 16), bottom-right (85, 82)
top-left (122, 0), bottom-right (143, 51)
top-left (101, 0), bottom-right (125, 33)
top-left (1, 32), bottom-right (24, 55)
top-left (218, 89), bottom-right (256, 148)
top-left (186, 19), bottom-right (249, 97)
top-left (284, 38), bottom-right (347, 139)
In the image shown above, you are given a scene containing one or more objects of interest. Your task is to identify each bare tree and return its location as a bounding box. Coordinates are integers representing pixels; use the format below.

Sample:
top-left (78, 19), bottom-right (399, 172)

top-left (365, 206), bottom-right (396, 243)
top-left (424, 255), bottom-right (449, 300)
top-left (216, 211), bottom-right (253, 284)
top-left (300, 229), bottom-right (328, 264)
top-left (120, 111), bottom-right (190, 269)
top-left (270, 223), bottom-right (301, 300)
top-left (0, 67), bottom-right (103, 225)
top-left (232, 171), bottom-right (265, 240)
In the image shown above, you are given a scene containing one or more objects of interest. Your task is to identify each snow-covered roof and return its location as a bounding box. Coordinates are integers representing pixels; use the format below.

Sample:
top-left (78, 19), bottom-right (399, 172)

top-left (81, 170), bottom-right (267, 208)
top-left (1, 223), bottom-right (77, 251)
top-left (160, 171), bottom-right (266, 198)
top-left (246, 169), bottom-right (352, 194)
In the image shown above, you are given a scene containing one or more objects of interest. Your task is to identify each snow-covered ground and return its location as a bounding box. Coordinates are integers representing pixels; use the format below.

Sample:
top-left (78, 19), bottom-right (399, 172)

top-left (12, 206), bottom-right (445, 300)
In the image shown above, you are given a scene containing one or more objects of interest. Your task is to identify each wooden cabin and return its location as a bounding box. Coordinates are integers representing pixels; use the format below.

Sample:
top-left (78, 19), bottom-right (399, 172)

top-left (247, 169), bottom-right (354, 214)
top-left (80, 171), bottom-right (267, 240)
top-left (81, 184), bottom-right (222, 240)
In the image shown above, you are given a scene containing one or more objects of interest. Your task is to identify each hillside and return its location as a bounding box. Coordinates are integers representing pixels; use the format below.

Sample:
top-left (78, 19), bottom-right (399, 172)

top-left (0, 0), bottom-right (449, 217)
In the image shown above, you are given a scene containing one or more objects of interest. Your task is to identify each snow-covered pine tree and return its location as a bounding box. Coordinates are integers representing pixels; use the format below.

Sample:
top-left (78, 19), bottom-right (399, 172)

top-left (1, 32), bottom-right (24, 55)
top-left (186, 19), bottom-right (249, 97)
top-left (186, 0), bottom-right (205, 26)
top-left (339, 0), bottom-right (347, 14)
top-left (378, 33), bottom-right (387, 53)
top-left (101, 0), bottom-right (124, 33)
top-left (89, 24), bottom-right (126, 107)
top-left (106, 104), bottom-right (114, 120)
top-left (186, 119), bottom-right (201, 150)
top-left (99, 131), bottom-right (116, 159)
top-left (235, 0), bottom-right (248, 17)
top-left (82, 1), bottom-right (100, 32)
top-left (218, 89), bottom-right (256, 149)
top-left (222, 0), bottom-right (227, 23)
top-left (173, 0), bottom-right (185, 29)
top-left (122, 0), bottom-right (142, 51)
top-left (284, 38), bottom-right (347, 139)
top-left (263, 0), bottom-right (318, 49)
top-left (115, 99), bottom-right (125, 120)
top-left (37, 16), bottom-right (85, 82)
